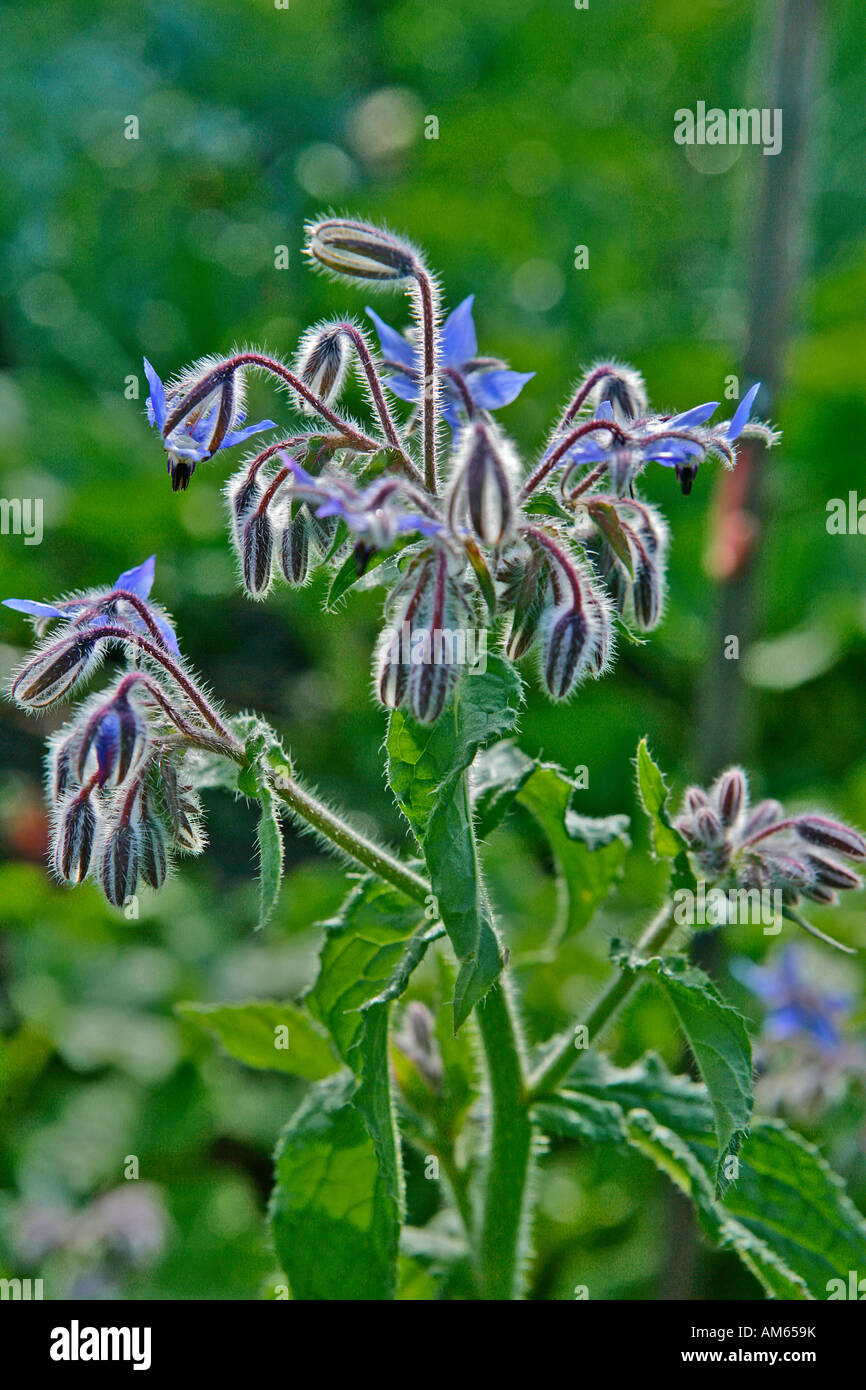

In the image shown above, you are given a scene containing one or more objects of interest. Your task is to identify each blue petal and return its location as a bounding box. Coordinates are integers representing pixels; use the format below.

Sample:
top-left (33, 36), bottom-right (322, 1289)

top-left (143, 359), bottom-right (166, 432)
top-left (221, 419), bottom-right (277, 449)
top-left (2, 597), bottom-right (66, 619)
top-left (397, 514), bottom-right (442, 536)
top-left (469, 369), bottom-right (535, 411)
top-left (115, 555), bottom-right (156, 600)
top-left (727, 382), bottom-right (761, 441)
top-left (383, 372), bottom-right (420, 405)
top-left (146, 610), bottom-right (180, 657)
top-left (440, 295), bottom-right (478, 367)
top-left (365, 307), bottom-right (416, 371)
top-left (666, 401), bottom-right (719, 429)
top-left (565, 439), bottom-right (609, 464)
top-left (595, 401), bottom-right (615, 422)
top-left (644, 438), bottom-right (705, 464)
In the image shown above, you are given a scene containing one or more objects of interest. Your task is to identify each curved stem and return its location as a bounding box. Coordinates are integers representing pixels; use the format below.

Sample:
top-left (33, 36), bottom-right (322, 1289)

top-left (164, 352), bottom-right (382, 455)
top-left (527, 902), bottom-right (676, 1100)
top-left (270, 774), bottom-right (430, 905)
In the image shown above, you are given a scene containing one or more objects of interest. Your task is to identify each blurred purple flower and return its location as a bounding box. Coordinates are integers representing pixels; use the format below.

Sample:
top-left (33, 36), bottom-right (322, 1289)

top-left (732, 947), bottom-right (851, 1051)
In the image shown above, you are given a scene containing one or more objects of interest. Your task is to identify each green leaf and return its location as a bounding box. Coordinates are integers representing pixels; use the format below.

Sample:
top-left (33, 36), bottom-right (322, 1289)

top-left (301, 877), bottom-right (438, 1299)
top-left (612, 946), bottom-right (753, 1184)
top-left (326, 533), bottom-right (415, 610)
top-left (306, 877), bottom-right (437, 1070)
top-left (623, 1109), bottom-right (808, 1299)
top-left (635, 737), bottom-right (695, 892)
top-left (471, 741), bottom-right (629, 937)
top-left (586, 498), bottom-right (635, 577)
top-left (539, 1054), bottom-right (866, 1299)
top-left (255, 788), bottom-right (284, 930)
top-left (387, 657), bottom-right (523, 1029)
top-left (270, 1072), bottom-right (400, 1300)
top-left (176, 1000), bottom-right (340, 1079)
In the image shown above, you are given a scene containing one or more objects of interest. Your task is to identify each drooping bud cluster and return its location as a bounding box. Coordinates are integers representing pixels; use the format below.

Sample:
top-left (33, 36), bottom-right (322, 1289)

top-left (5, 559), bottom-right (223, 910)
top-left (675, 768), bottom-right (866, 919)
top-left (498, 527), bottom-right (613, 700)
top-left (578, 496), bottom-right (670, 633)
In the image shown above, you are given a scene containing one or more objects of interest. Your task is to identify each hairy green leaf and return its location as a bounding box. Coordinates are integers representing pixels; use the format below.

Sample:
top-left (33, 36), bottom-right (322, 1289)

top-left (471, 741), bottom-right (629, 936)
top-left (176, 1000), bottom-right (339, 1079)
top-left (612, 945), bottom-right (753, 1184)
top-left (270, 1072), bottom-right (399, 1300)
top-left (635, 737), bottom-right (695, 892)
top-left (539, 1054), bottom-right (866, 1299)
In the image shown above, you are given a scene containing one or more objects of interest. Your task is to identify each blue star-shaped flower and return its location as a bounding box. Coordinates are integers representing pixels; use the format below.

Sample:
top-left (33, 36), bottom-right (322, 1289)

top-left (144, 359), bottom-right (276, 491)
top-left (3, 556), bottom-right (179, 655)
top-left (732, 947), bottom-right (851, 1051)
top-left (366, 296), bottom-right (534, 436)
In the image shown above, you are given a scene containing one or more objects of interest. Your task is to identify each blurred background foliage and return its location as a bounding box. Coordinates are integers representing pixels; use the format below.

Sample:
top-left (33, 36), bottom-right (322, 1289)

top-left (0, 0), bottom-right (864, 1299)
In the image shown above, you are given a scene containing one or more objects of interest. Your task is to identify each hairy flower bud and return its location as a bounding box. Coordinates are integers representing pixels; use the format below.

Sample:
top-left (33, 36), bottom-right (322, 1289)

top-left (744, 799), bottom-right (785, 837)
top-left (541, 605), bottom-right (588, 700)
top-left (306, 218), bottom-right (416, 284)
top-left (448, 420), bottom-right (517, 547)
top-left (242, 510), bottom-right (274, 598)
top-left (695, 807), bottom-right (724, 847)
top-left (139, 819), bottom-right (168, 890)
top-left (100, 821), bottom-right (140, 908)
top-left (226, 467), bottom-right (264, 551)
top-left (11, 632), bottom-right (103, 709)
top-left (294, 325), bottom-right (348, 415)
top-left (277, 505), bottom-right (312, 587)
top-left (394, 1002), bottom-right (443, 1090)
top-left (795, 816), bottom-right (866, 861)
top-left (77, 688), bottom-right (146, 787)
top-left (714, 768), bottom-right (746, 827)
top-left (54, 792), bottom-right (97, 884)
top-left (805, 854), bottom-right (862, 892)
top-left (590, 364), bottom-right (647, 424)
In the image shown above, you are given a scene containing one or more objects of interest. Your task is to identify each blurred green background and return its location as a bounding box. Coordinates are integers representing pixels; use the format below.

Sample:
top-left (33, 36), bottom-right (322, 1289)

top-left (1, 0), bottom-right (864, 1299)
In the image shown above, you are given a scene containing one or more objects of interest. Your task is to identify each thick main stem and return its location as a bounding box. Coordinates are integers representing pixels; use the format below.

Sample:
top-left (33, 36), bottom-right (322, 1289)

top-left (528, 902), bottom-right (676, 1100)
top-left (475, 980), bottom-right (533, 1300)
top-left (270, 762), bottom-right (532, 1300)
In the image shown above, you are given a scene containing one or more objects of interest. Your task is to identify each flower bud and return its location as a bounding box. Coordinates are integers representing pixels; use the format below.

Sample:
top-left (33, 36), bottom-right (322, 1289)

top-left (11, 632), bottom-right (103, 709)
top-left (448, 420), bottom-right (517, 547)
top-left (805, 854), bottom-right (862, 892)
top-left (744, 799), bottom-right (785, 837)
top-left (695, 808), bottom-right (724, 847)
top-left (795, 816), bottom-right (866, 861)
top-left (242, 510), bottom-right (274, 598)
top-left (139, 819), bottom-right (168, 890)
top-left (100, 821), bottom-right (139, 908)
top-left (408, 651), bottom-right (456, 724)
top-left (590, 364), bottom-right (647, 424)
top-left (685, 786), bottom-right (711, 814)
top-left (294, 325), bottom-right (348, 415)
top-left (175, 786), bottom-right (206, 855)
top-left (714, 768), bottom-right (746, 827)
top-left (277, 505), bottom-right (312, 587)
top-left (226, 467), bottom-right (264, 551)
top-left (54, 793), bottom-right (97, 884)
top-left (77, 689), bottom-right (146, 787)
top-left (306, 218), bottom-right (416, 284)
top-left (541, 605), bottom-right (589, 700)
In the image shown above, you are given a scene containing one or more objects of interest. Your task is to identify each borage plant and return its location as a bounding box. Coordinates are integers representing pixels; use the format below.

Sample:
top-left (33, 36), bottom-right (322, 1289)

top-left (7, 217), bottom-right (866, 1301)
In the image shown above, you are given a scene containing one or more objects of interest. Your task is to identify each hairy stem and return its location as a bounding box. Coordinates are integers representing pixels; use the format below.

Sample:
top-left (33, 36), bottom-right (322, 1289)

top-left (527, 902), bottom-right (676, 1100)
top-left (475, 978), bottom-right (533, 1300)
